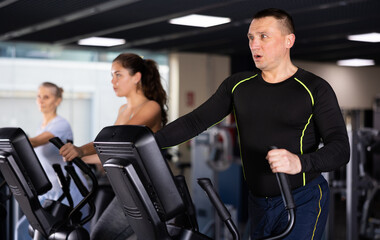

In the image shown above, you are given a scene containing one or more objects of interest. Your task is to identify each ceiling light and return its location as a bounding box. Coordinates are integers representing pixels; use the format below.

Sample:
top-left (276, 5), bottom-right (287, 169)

top-left (347, 32), bottom-right (380, 43)
top-left (169, 14), bottom-right (231, 28)
top-left (337, 58), bottom-right (375, 67)
top-left (78, 37), bottom-right (126, 47)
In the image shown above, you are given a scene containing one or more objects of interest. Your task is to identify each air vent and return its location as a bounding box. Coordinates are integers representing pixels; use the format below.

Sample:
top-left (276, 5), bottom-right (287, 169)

top-left (97, 143), bottom-right (134, 157)
top-left (123, 205), bottom-right (142, 219)
top-left (0, 141), bottom-right (11, 149)
top-left (9, 185), bottom-right (22, 196)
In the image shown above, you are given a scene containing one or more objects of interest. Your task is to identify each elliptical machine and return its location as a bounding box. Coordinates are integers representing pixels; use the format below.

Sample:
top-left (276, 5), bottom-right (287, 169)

top-left (0, 127), bottom-right (98, 240)
top-left (93, 125), bottom-right (296, 240)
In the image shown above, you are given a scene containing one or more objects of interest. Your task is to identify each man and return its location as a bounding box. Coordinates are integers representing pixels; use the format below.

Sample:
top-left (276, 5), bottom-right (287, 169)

top-left (155, 8), bottom-right (350, 239)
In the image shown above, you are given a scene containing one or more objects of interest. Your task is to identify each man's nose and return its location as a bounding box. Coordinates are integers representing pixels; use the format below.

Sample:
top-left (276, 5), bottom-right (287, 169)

top-left (250, 39), bottom-right (260, 49)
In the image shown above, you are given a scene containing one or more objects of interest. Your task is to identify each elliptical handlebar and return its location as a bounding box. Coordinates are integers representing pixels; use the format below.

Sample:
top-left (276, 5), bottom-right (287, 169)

top-left (52, 163), bottom-right (74, 208)
top-left (198, 146), bottom-right (296, 240)
top-left (49, 137), bottom-right (98, 225)
top-left (49, 137), bottom-right (94, 176)
top-left (197, 178), bottom-right (240, 240)
top-left (259, 171), bottom-right (296, 240)
top-left (259, 146), bottom-right (296, 240)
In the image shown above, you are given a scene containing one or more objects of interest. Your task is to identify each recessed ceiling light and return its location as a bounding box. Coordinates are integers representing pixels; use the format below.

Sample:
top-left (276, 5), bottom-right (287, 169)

top-left (78, 37), bottom-right (126, 47)
top-left (169, 14), bottom-right (231, 28)
top-left (347, 32), bottom-right (380, 43)
top-left (337, 58), bottom-right (375, 67)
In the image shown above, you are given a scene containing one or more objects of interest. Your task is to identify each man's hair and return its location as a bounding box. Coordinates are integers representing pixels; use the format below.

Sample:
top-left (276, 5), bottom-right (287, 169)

top-left (253, 8), bottom-right (295, 34)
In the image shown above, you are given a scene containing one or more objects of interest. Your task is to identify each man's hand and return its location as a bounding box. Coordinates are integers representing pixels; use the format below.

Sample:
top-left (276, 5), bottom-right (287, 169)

top-left (59, 143), bottom-right (83, 161)
top-left (266, 148), bottom-right (302, 174)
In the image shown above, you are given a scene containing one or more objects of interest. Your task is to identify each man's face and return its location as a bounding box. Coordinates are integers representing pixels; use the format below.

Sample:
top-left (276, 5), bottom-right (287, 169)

top-left (247, 16), bottom-right (292, 71)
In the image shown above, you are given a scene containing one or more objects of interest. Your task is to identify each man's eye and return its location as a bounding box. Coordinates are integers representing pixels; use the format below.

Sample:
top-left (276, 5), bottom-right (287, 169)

top-left (261, 34), bottom-right (267, 39)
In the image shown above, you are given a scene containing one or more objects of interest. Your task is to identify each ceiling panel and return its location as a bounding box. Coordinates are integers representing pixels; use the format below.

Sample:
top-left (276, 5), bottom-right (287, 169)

top-left (1, 0), bottom-right (379, 65)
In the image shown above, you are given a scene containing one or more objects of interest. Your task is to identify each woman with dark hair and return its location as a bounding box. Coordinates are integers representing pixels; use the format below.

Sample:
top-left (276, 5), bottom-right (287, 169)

top-left (60, 53), bottom-right (167, 163)
top-left (59, 53), bottom-right (168, 240)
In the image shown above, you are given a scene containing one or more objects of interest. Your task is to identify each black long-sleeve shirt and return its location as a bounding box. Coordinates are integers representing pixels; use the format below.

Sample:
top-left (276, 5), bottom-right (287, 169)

top-left (155, 68), bottom-right (350, 197)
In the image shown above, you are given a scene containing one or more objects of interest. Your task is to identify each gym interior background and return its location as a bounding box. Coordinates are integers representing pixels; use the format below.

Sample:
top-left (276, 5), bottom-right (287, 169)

top-left (1, 0), bottom-right (380, 239)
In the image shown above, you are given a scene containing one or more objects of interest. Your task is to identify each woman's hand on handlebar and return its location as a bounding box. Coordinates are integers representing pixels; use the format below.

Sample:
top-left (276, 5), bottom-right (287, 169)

top-left (59, 143), bottom-right (84, 161)
top-left (266, 148), bottom-right (302, 175)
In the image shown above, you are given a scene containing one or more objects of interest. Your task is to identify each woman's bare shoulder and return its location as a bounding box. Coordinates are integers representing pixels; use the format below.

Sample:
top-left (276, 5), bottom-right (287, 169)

top-left (142, 100), bottom-right (161, 113)
top-left (118, 103), bottom-right (128, 112)
top-left (145, 100), bottom-right (160, 108)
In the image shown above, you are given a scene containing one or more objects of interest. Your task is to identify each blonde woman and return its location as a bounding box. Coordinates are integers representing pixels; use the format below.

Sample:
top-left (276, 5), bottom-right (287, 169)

top-left (15, 82), bottom-right (87, 240)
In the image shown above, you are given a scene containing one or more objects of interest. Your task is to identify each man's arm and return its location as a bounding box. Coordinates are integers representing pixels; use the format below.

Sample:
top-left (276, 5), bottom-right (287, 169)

top-left (299, 81), bottom-right (350, 173)
top-left (155, 76), bottom-right (235, 148)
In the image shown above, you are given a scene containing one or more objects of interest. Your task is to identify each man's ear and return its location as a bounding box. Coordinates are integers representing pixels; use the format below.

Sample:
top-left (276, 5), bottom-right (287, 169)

top-left (286, 33), bottom-right (296, 49)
